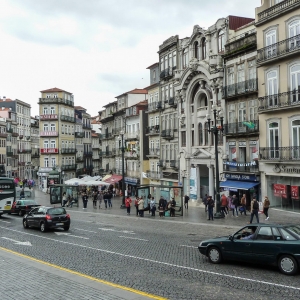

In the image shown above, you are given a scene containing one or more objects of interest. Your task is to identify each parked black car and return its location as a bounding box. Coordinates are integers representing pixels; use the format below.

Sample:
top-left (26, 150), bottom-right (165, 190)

top-left (198, 224), bottom-right (300, 275)
top-left (10, 199), bottom-right (40, 216)
top-left (23, 206), bottom-right (70, 232)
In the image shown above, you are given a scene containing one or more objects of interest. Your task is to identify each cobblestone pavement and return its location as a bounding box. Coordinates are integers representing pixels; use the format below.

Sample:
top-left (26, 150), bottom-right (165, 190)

top-left (0, 189), bottom-right (299, 299)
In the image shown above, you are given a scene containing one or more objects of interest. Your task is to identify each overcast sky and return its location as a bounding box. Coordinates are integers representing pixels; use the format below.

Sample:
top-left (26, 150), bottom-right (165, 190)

top-left (0, 0), bottom-right (261, 116)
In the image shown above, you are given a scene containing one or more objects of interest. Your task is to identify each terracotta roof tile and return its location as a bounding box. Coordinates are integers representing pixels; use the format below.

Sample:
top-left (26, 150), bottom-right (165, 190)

top-left (40, 87), bottom-right (71, 93)
top-left (115, 88), bottom-right (148, 98)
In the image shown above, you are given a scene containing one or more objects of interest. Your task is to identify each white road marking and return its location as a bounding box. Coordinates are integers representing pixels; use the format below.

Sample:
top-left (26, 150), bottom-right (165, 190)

top-left (54, 232), bottom-right (89, 240)
top-left (179, 245), bottom-right (198, 249)
top-left (98, 228), bottom-right (135, 234)
top-left (74, 228), bottom-right (97, 234)
top-left (118, 236), bottom-right (148, 241)
top-left (1, 237), bottom-right (32, 246)
top-left (1, 226), bottom-right (300, 292)
top-left (0, 220), bottom-right (11, 223)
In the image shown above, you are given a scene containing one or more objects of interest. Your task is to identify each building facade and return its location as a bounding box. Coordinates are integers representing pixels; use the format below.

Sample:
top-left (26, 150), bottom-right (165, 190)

top-left (30, 117), bottom-right (40, 179)
top-left (256, 0), bottom-right (300, 211)
top-left (0, 118), bottom-right (7, 176)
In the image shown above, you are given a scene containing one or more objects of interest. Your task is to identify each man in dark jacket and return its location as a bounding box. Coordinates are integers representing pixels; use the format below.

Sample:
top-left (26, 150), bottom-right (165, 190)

top-left (184, 195), bottom-right (190, 209)
top-left (82, 192), bottom-right (88, 209)
top-left (207, 196), bottom-right (215, 221)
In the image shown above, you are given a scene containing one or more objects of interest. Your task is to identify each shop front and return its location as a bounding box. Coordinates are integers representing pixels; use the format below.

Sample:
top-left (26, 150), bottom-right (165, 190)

top-left (124, 177), bottom-right (140, 197)
top-left (220, 172), bottom-right (260, 207)
top-left (261, 162), bottom-right (300, 212)
top-left (37, 167), bottom-right (53, 190)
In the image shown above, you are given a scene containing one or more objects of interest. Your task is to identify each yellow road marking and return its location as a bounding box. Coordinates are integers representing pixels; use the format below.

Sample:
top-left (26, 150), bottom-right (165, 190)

top-left (0, 246), bottom-right (167, 300)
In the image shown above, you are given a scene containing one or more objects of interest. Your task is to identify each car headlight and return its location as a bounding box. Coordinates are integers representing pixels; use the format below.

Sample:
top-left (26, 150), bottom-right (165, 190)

top-left (199, 242), bottom-right (203, 247)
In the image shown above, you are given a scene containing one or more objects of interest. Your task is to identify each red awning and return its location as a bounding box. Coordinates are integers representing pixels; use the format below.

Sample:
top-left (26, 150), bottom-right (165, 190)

top-left (104, 175), bottom-right (122, 184)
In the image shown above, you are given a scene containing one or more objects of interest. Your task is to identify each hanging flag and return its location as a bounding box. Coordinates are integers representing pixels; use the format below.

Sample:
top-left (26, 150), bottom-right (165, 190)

top-left (142, 172), bottom-right (148, 178)
top-left (243, 121), bottom-right (256, 129)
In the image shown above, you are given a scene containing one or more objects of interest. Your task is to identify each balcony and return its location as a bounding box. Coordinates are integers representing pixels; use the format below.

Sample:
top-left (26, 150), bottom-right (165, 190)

top-left (147, 148), bottom-right (160, 157)
top-left (259, 146), bottom-right (300, 161)
top-left (61, 164), bottom-right (77, 171)
top-left (125, 132), bottom-right (140, 140)
top-left (125, 151), bottom-right (139, 159)
top-left (83, 151), bottom-right (93, 157)
top-left (112, 127), bottom-right (124, 135)
top-left (6, 128), bottom-right (13, 133)
top-left (38, 97), bottom-right (74, 107)
top-left (223, 120), bottom-right (259, 136)
top-left (40, 131), bottom-right (58, 137)
top-left (92, 143), bottom-right (99, 149)
top-left (223, 160), bottom-right (259, 173)
top-left (168, 97), bottom-right (177, 107)
top-left (18, 162), bottom-right (25, 166)
top-left (40, 114), bottom-right (58, 120)
top-left (257, 34), bottom-right (300, 65)
top-left (75, 118), bottom-right (82, 124)
top-left (0, 132), bottom-right (8, 138)
top-left (31, 151), bottom-right (40, 158)
top-left (146, 125), bottom-right (160, 135)
top-left (12, 132), bottom-right (19, 137)
top-left (76, 156), bottom-right (84, 162)
top-left (146, 171), bottom-right (161, 180)
top-left (12, 154), bottom-right (18, 159)
top-left (126, 170), bottom-right (140, 178)
top-left (160, 67), bottom-right (173, 80)
top-left (75, 132), bottom-right (84, 138)
top-left (18, 149), bottom-right (32, 154)
top-left (157, 160), bottom-right (165, 167)
top-left (102, 151), bottom-right (112, 157)
top-left (258, 90), bottom-right (300, 112)
top-left (161, 129), bottom-right (174, 140)
top-left (100, 133), bottom-right (113, 140)
top-left (60, 115), bottom-right (75, 123)
top-left (86, 165), bottom-right (94, 170)
top-left (99, 150), bottom-right (103, 157)
top-left (256, 0), bottom-right (300, 26)
top-left (41, 148), bottom-right (59, 154)
top-left (223, 79), bottom-right (258, 98)
top-left (82, 123), bottom-right (92, 129)
top-left (147, 101), bottom-right (162, 112)
top-left (61, 148), bottom-right (77, 154)
top-left (170, 160), bottom-right (179, 169)
top-left (7, 151), bottom-right (13, 157)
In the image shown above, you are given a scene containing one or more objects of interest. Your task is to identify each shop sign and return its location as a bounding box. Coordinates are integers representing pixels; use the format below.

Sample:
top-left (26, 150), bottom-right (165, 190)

top-left (228, 142), bottom-right (236, 146)
top-left (249, 141), bottom-right (257, 145)
top-left (239, 141), bottom-right (246, 147)
top-left (291, 186), bottom-right (299, 200)
top-left (124, 177), bottom-right (139, 185)
top-left (273, 164), bottom-right (300, 174)
top-left (273, 184), bottom-right (287, 198)
top-left (224, 173), bottom-right (258, 181)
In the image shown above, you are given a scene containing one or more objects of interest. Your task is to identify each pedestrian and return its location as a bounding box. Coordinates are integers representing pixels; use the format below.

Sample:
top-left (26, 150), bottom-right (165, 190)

top-left (240, 194), bottom-right (247, 216)
top-left (107, 190), bottom-right (113, 208)
top-left (227, 195), bottom-right (235, 217)
top-left (138, 197), bottom-right (144, 217)
top-left (103, 192), bottom-right (108, 209)
top-left (184, 195), bottom-right (190, 209)
top-left (150, 197), bottom-right (156, 216)
top-left (163, 197), bottom-right (168, 216)
top-left (82, 192), bottom-right (88, 209)
top-left (93, 191), bottom-right (98, 208)
top-left (249, 197), bottom-right (259, 224)
top-left (98, 191), bottom-right (103, 209)
top-left (135, 197), bottom-right (139, 216)
top-left (232, 195), bottom-right (239, 217)
top-left (158, 196), bottom-right (165, 217)
top-left (220, 193), bottom-right (228, 217)
top-left (113, 187), bottom-right (116, 197)
top-left (125, 195), bottom-right (132, 215)
top-left (207, 196), bottom-right (214, 221)
top-left (170, 197), bottom-right (176, 217)
top-left (263, 196), bottom-right (270, 220)
top-left (62, 192), bottom-right (68, 207)
top-left (203, 194), bottom-right (208, 212)
top-left (20, 188), bottom-right (25, 200)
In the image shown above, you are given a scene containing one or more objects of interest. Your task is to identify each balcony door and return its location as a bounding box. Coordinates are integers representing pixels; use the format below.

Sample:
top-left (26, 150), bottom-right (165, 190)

top-left (269, 122), bottom-right (279, 158)
top-left (266, 30), bottom-right (277, 58)
top-left (291, 64), bottom-right (300, 103)
top-left (292, 120), bottom-right (300, 159)
top-left (238, 102), bottom-right (246, 133)
top-left (267, 70), bottom-right (278, 106)
top-left (289, 20), bottom-right (300, 50)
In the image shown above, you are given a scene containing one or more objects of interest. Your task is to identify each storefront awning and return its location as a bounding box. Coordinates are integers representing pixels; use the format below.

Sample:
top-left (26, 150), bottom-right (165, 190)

top-left (104, 175), bottom-right (122, 184)
top-left (102, 174), bottom-right (112, 181)
top-left (220, 180), bottom-right (259, 190)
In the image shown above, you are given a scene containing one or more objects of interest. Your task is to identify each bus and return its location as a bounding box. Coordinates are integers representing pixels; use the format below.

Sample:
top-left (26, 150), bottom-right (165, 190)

top-left (0, 177), bottom-right (16, 217)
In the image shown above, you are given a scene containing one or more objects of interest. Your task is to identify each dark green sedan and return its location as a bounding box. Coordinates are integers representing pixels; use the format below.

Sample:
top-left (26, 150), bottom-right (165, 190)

top-left (198, 224), bottom-right (300, 275)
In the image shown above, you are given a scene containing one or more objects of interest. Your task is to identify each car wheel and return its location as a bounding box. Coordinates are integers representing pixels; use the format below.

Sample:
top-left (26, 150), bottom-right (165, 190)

top-left (23, 219), bottom-right (29, 229)
top-left (208, 246), bottom-right (222, 264)
top-left (18, 210), bottom-right (24, 217)
top-left (64, 226), bottom-right (70, 231)
top-left (278, 255), bottom-right (298, 275)
top-left (40, 222), bottom-right (46, 232)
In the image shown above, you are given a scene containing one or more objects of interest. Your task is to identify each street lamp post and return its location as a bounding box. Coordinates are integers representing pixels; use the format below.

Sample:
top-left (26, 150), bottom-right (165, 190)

top-left (119, 130), bottom-right (126, 209)
top-left (206, 104), bottom-right (224, 219)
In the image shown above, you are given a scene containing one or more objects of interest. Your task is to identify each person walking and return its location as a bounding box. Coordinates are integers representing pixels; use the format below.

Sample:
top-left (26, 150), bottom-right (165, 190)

top-left (103, 192), bottom-right (108, 209)
top-left (170, 197), bottom-right (176, 217)
top-left (232, 195), bottom-right (239, 217)
top-left (98, 191), bottom-right (103, 209)
top-left (203, 194), bottom-right (208, 212)
top-left (220, 194), bottom-right (228, 217)
top-left (184, 195), bottom-right (190, 209)
top-left (249, 197), bottom-right (259, 223)
top-left (82, 192), bottom-right (88, 209)
top-left (150, 197), bottom-right (156, 216)
top-left (240, 194), bottom-right (247, 216)
top-left (62, 192), bottom-right (68, 207)
top-left (158, 196), bottom-right (165, 218)
top-left (135, 197), bottom-right (139, 216)
top-left (107, 190), bottom-right (113, 208)
top-left (125, 195), bottom-right (132, 215)
top-left (263, 196), bottom-right (270, 220)
top-left (138, 197), bottom-right (144, 217)
top-left (207, 196), bottom-right (215, 221)
top-left (93, 191), bottom-right (98, 208)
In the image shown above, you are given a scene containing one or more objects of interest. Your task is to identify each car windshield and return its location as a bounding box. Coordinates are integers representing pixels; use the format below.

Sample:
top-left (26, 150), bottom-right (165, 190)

top-left (285, 225), bottom-right (300, 238)
top-left (24, 200), bottom-right (37, 205)
top-left (48, 208), bottom-right (66, 215)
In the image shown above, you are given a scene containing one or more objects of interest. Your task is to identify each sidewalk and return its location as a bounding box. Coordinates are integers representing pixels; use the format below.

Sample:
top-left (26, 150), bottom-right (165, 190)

top-left (33, 188), bottom-right (300, 226)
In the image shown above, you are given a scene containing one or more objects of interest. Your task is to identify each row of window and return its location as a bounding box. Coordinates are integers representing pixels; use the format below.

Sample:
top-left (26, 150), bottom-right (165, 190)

top-left (126, 123), bottom-right (140, 133)
top-left (17, 117), bottom-right (31, 127)
top-left (161, 84), bottom-right (174, 101)
top-left (161, 144), bottom-right (179, 161)
top-left (227, 60), bottom-right (256, 85)
top-left (16, 105), bottom-right (30, 116)
top-left (149, 92), bottom-right (159, 104)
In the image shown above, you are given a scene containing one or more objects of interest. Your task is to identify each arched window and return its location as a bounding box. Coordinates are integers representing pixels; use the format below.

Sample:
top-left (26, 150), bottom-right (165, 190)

top-left (198, 123), bottom-right (203, 145)
top-left (268, 122), bottom-right (279, 158)
top-left (194, 41), bottom-right (199, 59)
top-left (183, 49), bottom-right (188, 68)
top-left (201, 38), bottom-right (206, 59)
top-left (218, 30), bottom-right (225, 52)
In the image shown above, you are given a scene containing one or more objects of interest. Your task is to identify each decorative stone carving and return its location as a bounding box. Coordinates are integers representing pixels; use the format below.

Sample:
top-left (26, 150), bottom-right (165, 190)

top-left (180, 89), bottom-right (186, 102)
top-left (176, 90), bottom-right (181, 102)
top-left (189, 58), bottom-right (199, 72)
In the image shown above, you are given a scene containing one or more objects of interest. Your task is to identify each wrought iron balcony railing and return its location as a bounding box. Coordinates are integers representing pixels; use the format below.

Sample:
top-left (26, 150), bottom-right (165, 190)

top-left (100, 133), bottom-right (113, 139)
top-left (83, 151), bottom-right (93, 157)
top-left (38, 98), bottom-right (74, 107)
top-left (223, 120), bottom-right (259, 135)
top-left (60, 115), bottom-right (75, 123)
top-left (148, 148), bottom-right (160, 156)
top-left (0, 132), bottom-right (8, 138)
top-left (75, 132), bottom-right (84, 138)
top-left (31, 151), bottom-right (40, 158)
top-left (147, 101), bottom-right (162, 112)
top-left (223, 79), bottom-right (258, 98)
top-left (146, 171), bottom-right (161, 179)
top-left (18, 149), bottom-right (32, 154)
top-left (259, 146), bottom-right (300, 160)
top-left (146, 125), bottom-right (160, 135)
top-left (160, 67), bottom-right (173, 79)
top-left (161, 129), bottom-right (174, 139)
top-left (61, 148), bottom-right (77, 154)
top-left (223, 160), bottom-right (259, 173)
top-left (61, 164), bottom-right (77, 170)
top-left (257, 34), bottom-right (300, 65)
top-left (82, 123), bottom-right (92, 129)
top-left (258, 90), bottom-right (300, 111)
top-left (168, 97), bottom-right (177, 107)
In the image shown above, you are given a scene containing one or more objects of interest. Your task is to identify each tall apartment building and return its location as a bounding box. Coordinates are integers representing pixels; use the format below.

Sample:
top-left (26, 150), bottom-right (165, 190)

top-left (0, 98), bottom-right (31, 179)
top-left (75, 109), bottom-right (84, 177)
top-left (174, 17), bottom-right (253, 200)
top-left (0, 118), bottom-right (7, 176)
top-left (38, 88), bottom-right (76, 186)
top-left (75, 106), bottom-right (92, 176)
top-left (221, 21), bottom-right (260, 205)
top-left (256, 0), bottom-right (300, 211)
top-left (92, 131), bottom-right (100, 176)
top-left (30, 117), bottom-right (40, 179)
top-left (145, 63), bottom-right (161, 185)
